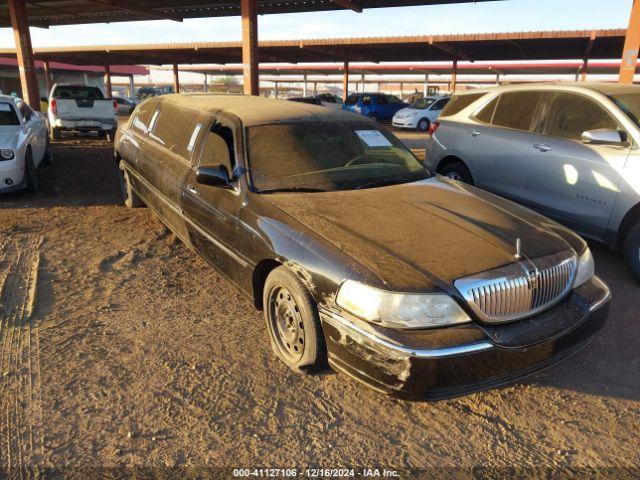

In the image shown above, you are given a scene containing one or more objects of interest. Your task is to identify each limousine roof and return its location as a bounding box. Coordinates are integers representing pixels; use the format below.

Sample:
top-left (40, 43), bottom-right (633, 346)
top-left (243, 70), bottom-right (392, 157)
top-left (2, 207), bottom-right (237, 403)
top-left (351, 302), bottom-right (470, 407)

top-left (161, 94), bottom-right (361, 127)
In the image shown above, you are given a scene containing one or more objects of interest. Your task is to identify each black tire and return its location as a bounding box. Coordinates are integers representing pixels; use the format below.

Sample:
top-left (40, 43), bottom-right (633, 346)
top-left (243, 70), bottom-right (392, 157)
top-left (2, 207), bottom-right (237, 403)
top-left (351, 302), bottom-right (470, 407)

top-left (623, 222), bottom-right (640, 283)
top-left (24, 149), bottom-right (38, 194)
top-left (367, 112), bottom-right (379, 121)
top-left (417, 118), bottom-right (430, 132)
top-left (263, 266), bottom-right (327, 373)
top-left (118, 161), bottom-right (145, 208)
top-left (50, 127), bottom-right (61, 141)
top-left (440, 161), bottom-right (474, 185)
top-left (42, 138), bottom-right (54, 166)
top-left (106, 129), bottom-right (116, 143)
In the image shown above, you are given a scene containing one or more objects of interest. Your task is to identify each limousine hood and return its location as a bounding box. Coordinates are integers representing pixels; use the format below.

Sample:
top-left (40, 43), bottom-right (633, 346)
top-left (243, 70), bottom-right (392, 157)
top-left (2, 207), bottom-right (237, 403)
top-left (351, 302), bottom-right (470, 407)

top-left (264, 177), bottom-right (584, 292)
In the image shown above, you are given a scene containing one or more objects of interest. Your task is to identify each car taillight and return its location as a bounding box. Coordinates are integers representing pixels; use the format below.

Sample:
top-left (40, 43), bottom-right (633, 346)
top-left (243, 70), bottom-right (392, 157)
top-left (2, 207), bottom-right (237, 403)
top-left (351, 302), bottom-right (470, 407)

top-left (429, 121), bottom-right (440, 135)
top-left (50, 99), bottom-right (57, 116)
top-left (113, 100), bottom-right (118, 113)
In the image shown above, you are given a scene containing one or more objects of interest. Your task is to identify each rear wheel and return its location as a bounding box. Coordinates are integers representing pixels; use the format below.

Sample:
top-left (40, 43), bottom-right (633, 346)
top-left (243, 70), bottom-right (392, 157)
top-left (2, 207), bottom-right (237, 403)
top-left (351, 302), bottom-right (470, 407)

top-left (623, 222), bottom-right (640, 283)
top-left (440, 161), bottom-right (474, 185)
top-left (263, 266), bottom-right (326, 373)
top-left (105, 129), bottom-right (116, 143)
top-left (42, 137), bottom-right (54, 166)
top-left (118, 161), bottom-right (144, 208)
top-left (24, 149), bottom-right (38, 193)
top-left (417, 118), bottom-right (430, 132)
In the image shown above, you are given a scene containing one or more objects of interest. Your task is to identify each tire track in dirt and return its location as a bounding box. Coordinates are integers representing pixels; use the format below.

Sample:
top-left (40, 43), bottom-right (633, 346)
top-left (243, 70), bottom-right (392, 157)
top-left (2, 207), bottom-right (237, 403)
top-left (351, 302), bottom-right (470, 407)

top-left (0, 234), bottom-right (44, 479)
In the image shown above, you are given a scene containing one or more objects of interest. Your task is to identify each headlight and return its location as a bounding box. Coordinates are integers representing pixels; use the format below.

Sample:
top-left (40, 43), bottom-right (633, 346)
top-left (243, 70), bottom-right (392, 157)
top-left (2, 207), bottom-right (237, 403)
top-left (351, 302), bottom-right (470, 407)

top-left (408, 112), bottom-right (418, 119)
top-left (574, 247), bottom-right (595, 288)
top-left (0, 149), bottom-right (14, 160)
top-left (336, 280), bottom-right (471, 329)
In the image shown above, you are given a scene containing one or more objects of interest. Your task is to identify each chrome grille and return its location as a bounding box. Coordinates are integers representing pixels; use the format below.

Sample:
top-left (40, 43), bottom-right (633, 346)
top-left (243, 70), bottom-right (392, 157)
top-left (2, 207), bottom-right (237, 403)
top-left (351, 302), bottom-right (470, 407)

top-left (454, 251), bottom-right (577, 323)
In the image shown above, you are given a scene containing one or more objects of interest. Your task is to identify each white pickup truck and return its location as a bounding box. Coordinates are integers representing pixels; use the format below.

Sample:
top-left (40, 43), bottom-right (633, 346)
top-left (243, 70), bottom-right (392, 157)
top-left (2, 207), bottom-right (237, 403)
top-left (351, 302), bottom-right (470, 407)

top-left (48, 84), bottom-right (117, 141)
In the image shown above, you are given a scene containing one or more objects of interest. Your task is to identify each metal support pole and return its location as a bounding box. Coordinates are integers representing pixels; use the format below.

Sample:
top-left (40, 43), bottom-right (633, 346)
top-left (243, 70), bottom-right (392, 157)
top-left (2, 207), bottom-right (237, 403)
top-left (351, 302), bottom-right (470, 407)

top-left (8, 0), bottom-right (40, 110)
top-left (203, 73), bottom-right (208, 93)
top-left (241, 0), bottom-right (259, 95)
top-left (104, 62), bottom-right (112, 99)
top-left (451, 59), bottom-right (458, 92)
top-left (43, 60), bottom-right (53, 95)
top-left (274, 81), bottom-right (278, 98)
top-left (313, 82), bottom-right (317, 95)
top-left (423, 73), bottom-right (429, 98)
top-left (173, 63), bottom-right (180, 93)
top-left (495, 73), bottom-right (500, 86)
top-left (129, 75), bottom-right (135, 100)
top-left (303, 73), bottom-right (307, 97)
top-left (399, 82), bottom-right (403, 99)
top-left (361, 73), bottom-right (365, 93)
top-left (342, 60), bottom-right (349, 101)
top-left (581, 59), bottom-right (589, 81)
top-left (621, 0), bottom-right (640, 83)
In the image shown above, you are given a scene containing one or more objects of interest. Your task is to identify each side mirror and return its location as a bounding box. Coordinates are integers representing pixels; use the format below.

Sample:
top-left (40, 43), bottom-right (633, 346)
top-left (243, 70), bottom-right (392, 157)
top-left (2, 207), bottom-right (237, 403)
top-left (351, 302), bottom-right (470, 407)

top-left (196, 164), bottom-right (232, 188)
top-left (581, 129), bottom-right (628, 146)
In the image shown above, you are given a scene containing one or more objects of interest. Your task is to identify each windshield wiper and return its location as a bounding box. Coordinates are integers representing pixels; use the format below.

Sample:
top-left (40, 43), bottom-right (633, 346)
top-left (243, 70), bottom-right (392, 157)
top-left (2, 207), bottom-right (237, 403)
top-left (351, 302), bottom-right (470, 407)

top-left (259, 187), bottom-right (327, 194)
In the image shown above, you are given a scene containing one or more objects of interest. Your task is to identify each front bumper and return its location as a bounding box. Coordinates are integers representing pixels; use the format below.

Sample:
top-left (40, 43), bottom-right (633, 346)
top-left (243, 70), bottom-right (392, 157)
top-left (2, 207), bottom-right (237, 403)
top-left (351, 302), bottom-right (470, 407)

top-left (0, 159), bottom-right (26, 193)
top-left (392, 118), bottom-right (416, 129)
top-left (320, 276), bottom-right (610, 400)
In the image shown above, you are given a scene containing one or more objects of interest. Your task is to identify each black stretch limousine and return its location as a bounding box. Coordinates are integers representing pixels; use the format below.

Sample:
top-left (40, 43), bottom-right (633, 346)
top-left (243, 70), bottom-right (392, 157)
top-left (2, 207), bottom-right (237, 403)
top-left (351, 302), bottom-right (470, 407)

top-left (114, 94), bottom-right (610, 400)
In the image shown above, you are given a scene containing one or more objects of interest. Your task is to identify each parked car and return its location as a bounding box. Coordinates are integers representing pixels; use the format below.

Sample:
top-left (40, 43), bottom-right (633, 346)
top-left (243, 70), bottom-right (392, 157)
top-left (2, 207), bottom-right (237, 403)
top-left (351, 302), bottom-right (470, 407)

top-left (115, 94), bottom-right (610, 400)
top-left (425, 83), bottom-right (640, 282)
top-left (287, 96), bottom-right (322, 105)
top-left (315, 93), bottom-right (343, 110)
top-left (114, 96), bottom-right (136, 115)
top-left (392, 95), bottom-right (450, 131)
top-left (0, 95), bottom-right (52, 194)
top-left (48, 84), bottom-right (118, 141)
top-left (342, 93), bottom-right (407, 121)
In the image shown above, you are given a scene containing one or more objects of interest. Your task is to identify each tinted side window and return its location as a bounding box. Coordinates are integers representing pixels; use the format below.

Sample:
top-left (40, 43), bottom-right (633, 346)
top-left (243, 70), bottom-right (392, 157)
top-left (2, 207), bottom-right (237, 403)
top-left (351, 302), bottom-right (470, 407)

top-left (544, 93), bottom-right (618, 141)
top-left (199, 123), bottom-right (236, 177)
top-left (431, 98), bottom-right (449, 110)
top-left (344, 94), bottom-right (358, 106)
top-left (0, 102), bottom-right (20, 126)
top-left (376, 95), bottom-right (388, 105)
top-left (149, 104), bottom-right (202, 159)
top-left (130, 100), bottom-right (157, 133)
top-left (475, 96), bottom-right (499, 124)
top-left (440, 92), bottom-right (485, 117)
top-left (17, 102), bottom-right (33, 122)
top-left (492, 91), bottom-right (542, 131)
top-left (388, 95), bottom-right (404, 104)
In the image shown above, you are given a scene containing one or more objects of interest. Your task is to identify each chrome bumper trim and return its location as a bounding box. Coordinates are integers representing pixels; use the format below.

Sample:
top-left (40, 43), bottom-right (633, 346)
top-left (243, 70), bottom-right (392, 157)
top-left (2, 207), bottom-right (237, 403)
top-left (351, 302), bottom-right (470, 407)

top-left (588, 276), bottom-right (611, 312)
top-left (320, 308), bottom-right (494, 359)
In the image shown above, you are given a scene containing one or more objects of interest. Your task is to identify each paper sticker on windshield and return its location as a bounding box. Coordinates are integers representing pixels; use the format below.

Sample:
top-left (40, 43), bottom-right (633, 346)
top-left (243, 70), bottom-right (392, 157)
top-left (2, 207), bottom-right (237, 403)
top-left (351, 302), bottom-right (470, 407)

top-left (0, 103), bottom-right (11, 112)
top-left (356, 130), bottom-right (392, 148)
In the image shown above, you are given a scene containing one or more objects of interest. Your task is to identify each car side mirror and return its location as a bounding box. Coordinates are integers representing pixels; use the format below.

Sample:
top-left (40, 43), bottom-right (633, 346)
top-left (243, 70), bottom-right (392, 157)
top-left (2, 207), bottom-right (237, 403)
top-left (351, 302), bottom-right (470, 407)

top-left (581, 129), bottom-right (628, 146)
top-left (196, 164), bottom-right (232, 188)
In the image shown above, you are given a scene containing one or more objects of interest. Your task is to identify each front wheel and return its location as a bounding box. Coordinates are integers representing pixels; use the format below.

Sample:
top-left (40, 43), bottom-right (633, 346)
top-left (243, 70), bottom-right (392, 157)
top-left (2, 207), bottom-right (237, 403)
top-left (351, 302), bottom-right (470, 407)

top-left (263, 266), bottom-right (327, 373)
top-left (440, 161), bottom-right (474, 185)
top-left (417, 118), bottom-right (430, 132)
top-left (623, 222), bottom-right (640, 283)
top-left (118, 161), bottom-right (145, 208)
top-left (23, 149), bottom-right (38, 193)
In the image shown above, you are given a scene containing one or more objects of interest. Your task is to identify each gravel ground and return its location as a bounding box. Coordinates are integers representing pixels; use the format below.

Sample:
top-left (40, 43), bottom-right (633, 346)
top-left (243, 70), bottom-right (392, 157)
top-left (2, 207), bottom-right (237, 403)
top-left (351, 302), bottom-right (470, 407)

top-left (0, 130), bottom-right (638, 479)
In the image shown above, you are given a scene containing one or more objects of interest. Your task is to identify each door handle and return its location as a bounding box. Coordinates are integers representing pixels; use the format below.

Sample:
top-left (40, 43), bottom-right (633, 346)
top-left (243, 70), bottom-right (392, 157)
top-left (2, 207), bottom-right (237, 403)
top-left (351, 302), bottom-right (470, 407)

top-left (533, 143), bottom-right (552, 152)
top-left (468, 129), bottom-right (481, 137)
top-left (186, 184), bottom-right (199, 196)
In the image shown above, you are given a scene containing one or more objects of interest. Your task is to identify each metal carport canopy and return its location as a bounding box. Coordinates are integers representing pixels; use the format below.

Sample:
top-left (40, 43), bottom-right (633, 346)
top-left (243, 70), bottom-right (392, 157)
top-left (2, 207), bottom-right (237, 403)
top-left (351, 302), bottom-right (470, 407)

top-left (0, 0), bottom-right (499, 27)
top-left (0, 30), bottom-right (626, 65)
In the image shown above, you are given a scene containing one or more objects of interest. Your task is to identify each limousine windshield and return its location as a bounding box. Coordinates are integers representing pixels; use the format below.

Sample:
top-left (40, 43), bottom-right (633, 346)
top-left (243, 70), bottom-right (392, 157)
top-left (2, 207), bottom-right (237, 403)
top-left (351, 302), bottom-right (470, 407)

top-left (247, 120), bottom-right (430, 192)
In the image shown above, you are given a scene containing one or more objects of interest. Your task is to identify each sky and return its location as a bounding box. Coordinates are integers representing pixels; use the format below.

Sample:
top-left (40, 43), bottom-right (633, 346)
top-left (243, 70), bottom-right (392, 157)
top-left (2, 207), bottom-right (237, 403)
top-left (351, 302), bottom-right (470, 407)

top-left (0, 0), bottom-right (634, 48)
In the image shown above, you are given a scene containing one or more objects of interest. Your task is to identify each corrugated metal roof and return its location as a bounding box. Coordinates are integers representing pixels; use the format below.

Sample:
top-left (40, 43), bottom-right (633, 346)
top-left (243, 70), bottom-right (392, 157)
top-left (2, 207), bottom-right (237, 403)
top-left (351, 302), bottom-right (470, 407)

top-left (0, 30), bottom-right (626, 66)
top-left (0, 1), bottom-right (499, 28)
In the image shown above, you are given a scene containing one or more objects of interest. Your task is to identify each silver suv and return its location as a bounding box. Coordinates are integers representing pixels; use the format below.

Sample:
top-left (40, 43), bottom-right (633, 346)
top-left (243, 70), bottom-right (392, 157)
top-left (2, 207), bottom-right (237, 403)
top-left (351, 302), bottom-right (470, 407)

top-left (425, 83), bottom-right (640, 281)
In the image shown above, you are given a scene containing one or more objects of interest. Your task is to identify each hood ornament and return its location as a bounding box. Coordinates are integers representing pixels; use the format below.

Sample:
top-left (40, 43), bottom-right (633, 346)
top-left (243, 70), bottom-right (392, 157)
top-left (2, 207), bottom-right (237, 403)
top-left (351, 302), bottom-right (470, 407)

top-left (515, 238), bottom-right (522, 260)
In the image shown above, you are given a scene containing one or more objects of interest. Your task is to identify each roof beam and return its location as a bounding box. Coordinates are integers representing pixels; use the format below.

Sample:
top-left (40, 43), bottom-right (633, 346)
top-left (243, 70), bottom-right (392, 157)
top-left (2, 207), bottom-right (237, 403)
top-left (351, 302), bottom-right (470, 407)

top-left (331, 0), bottom-right (362, 13)
top-left (84, 0), bottom-right (183, 22)
top-left (428, 37), bottom-right (472, 62)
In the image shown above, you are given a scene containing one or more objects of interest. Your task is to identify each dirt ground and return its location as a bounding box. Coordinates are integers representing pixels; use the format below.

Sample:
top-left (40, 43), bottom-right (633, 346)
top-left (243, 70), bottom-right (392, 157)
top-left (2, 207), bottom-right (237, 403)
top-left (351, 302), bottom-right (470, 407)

top-left (0, 130), bottom-right (638, 479)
